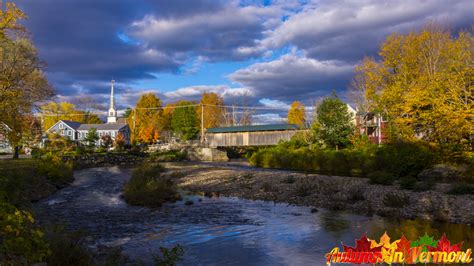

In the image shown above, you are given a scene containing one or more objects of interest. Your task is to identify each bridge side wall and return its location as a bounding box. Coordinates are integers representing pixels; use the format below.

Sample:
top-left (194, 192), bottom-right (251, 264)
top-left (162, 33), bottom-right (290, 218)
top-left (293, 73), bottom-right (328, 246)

top-left (206, 130), bottom-right (301, 147)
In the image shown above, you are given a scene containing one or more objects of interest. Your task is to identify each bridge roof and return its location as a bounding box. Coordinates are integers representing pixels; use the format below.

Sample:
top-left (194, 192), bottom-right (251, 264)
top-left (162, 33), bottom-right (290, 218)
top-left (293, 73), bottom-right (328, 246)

top-left (207, 124), bottom-right (300, 133)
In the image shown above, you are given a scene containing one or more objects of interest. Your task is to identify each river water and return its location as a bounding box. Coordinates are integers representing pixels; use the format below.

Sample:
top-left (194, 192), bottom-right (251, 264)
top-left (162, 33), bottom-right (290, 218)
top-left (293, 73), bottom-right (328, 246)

top-left (33, 166), bottom-right (473, 265)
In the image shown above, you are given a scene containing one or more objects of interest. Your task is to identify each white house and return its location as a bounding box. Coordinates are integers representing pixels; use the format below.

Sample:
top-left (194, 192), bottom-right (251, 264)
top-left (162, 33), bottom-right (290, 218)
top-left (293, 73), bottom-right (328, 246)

top-left (0, 122), bottom-right (13, 153)
top-left (47, 80), bottom-right (130, 145)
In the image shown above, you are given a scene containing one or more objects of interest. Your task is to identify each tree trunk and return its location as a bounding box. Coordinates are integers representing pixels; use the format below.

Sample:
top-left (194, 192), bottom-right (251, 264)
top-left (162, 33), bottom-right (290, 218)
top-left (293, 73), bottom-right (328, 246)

top-left (13, 146), bottom-right (20, 159)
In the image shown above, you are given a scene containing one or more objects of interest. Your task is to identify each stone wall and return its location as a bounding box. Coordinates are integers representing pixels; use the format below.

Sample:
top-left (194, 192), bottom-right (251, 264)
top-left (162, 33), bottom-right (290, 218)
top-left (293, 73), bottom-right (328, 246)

top-left (63, 153), bottom-right (145, 168)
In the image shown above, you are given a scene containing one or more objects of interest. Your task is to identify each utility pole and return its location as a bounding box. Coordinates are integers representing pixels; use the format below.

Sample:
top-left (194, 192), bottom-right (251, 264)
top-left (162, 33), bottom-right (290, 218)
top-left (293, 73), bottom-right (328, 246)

top-left (200, 104), bottom-right (204, 144)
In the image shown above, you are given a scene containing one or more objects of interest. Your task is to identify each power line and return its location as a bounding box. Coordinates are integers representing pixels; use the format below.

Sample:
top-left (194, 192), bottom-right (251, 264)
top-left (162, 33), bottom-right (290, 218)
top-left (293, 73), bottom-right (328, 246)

top-left (36, 103), bottom-right (315, 116)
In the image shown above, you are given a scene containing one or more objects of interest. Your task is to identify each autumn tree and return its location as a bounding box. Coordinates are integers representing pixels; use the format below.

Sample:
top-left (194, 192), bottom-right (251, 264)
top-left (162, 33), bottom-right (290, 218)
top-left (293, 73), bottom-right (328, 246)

top-left (313, 93), bottom-right (354, 149)
top-left (157, 103), bottom-right (174, 141)
top-left (127, 93), bottom-right (162, 144)
top-left (287, 101), bottom-right (306, 127)
top-left (114, 132), bottom-right (126, 150)
top-left (198, 92), bottom-right (224, 129)
top-left (101, 134), bottom-right (113, 148)
top-left (40, 101), bottom-right (102, 130)
top-left (0, 3), bottom-right (54, 158)
top-left (352, 25), bottom-right (473, 151)
top-left (171, 101), bottom-right (199, 140)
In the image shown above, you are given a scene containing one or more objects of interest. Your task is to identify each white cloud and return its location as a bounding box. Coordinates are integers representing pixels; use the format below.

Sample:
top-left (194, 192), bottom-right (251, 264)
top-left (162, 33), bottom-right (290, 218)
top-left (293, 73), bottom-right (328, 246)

top-left (252, 0), bottom-right (474, 60)
top-left (164, 85), bottom-right (254, 100)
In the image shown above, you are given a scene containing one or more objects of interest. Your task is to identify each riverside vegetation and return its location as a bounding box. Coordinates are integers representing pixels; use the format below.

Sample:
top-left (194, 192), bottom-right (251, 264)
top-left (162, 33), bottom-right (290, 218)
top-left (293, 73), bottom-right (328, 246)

top-left (123, 163), bottom-right (181, 208)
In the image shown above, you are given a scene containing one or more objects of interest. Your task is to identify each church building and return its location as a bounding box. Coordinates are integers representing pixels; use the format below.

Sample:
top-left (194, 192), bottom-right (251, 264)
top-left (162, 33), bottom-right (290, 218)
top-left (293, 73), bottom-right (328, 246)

top-left (47, 80), bottom-right (131, 146)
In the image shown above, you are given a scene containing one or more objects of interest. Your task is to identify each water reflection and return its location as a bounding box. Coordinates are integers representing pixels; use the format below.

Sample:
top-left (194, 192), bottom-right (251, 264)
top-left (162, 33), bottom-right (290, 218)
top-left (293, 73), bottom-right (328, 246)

top-left (33, 167), bottom-right (474, 265)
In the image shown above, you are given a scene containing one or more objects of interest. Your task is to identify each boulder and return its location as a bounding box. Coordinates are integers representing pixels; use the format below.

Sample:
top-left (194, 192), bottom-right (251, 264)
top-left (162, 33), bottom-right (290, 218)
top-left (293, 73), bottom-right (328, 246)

top-left (418, 164), bottom-right (462, 183)
top-left (186, 147), bottom-right (229, 162)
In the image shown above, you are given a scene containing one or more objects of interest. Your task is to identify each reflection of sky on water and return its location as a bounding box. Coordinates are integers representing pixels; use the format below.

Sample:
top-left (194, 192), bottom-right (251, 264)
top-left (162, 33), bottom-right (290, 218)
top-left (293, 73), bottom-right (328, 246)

top-left (34, 167), bottom-right (474, 266)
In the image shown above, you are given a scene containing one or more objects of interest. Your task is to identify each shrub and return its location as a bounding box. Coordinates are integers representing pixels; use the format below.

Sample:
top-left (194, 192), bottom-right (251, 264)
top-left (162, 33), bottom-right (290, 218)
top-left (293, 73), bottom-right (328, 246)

top-left (0, 202), bottom-right (50, 264)
top-left (447, 184), bottom-right (474, 195)
top-left (369, 142), bottom-right (436, 178)
top-left (399, 176), bottom-right (417, 190)
top-left (37, 154), bottom-right (73, 186)
top-left (368, 171), bottom-right (395, 185)
top-left (383, 193), bottom-right (409, 208)
top-left (261, 181), bottom-right (273, 192)
top-left (45, 230), bottom-right (92, 266)
top-left (413, 182), bottom-right (434, 192)
top-left (347, 185), bottom-right (365, 201)
top-left (153, 245), bottom-right (184, 266)
top-left (294, 178), bottom-right (315, 197)
top-left (123, 164), bottom-right (181, 208)
top-left (150, 150), bottom-right (186, 162)
top-left (282, 176), bottom-right (296, 184)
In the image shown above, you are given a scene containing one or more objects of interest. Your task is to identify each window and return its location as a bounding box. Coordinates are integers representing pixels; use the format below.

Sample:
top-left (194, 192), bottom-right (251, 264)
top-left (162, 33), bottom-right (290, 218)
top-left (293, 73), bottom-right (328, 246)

top-left (67, 131), bottom-right (72, 136)
top-left (59, 123), bottom-right (63, 129)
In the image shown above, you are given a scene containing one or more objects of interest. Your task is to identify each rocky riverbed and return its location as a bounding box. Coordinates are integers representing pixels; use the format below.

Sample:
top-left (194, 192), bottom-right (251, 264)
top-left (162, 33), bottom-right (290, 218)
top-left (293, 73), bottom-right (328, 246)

top-left (163, 162), bottom-right (474, 225)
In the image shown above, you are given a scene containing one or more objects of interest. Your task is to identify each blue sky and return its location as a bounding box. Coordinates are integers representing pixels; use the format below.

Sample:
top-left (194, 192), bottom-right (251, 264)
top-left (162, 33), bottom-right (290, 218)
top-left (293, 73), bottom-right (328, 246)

top-left (14, 0), bottom-right (474, 122)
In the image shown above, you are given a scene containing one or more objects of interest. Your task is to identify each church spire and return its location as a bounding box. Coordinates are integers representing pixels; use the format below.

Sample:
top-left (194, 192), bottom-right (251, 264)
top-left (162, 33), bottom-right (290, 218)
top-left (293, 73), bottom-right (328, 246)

top-left (107, 79), bottom-right (117, 123)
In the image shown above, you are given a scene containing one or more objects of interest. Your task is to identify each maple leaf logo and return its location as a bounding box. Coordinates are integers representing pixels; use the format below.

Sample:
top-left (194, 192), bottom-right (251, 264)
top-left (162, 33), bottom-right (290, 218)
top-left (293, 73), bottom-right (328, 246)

top-left (343, 234), bottom-right (382, 252)
top-left (395, 234), bottom-right (414, 263)
top-left (370, 232), bottom-right (399, 250)
top-left (427, 233), bottom-right (463, 253)
top-left (411, 233), bottom-right (438, 252)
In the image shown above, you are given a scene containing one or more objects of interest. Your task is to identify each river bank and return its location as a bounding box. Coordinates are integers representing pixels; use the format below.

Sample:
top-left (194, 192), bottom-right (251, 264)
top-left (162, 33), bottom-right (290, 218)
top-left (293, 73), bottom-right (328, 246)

top-left (31, 166), bottom-right (473, 265)
top-left (163, 162), bottom-right (474, 225)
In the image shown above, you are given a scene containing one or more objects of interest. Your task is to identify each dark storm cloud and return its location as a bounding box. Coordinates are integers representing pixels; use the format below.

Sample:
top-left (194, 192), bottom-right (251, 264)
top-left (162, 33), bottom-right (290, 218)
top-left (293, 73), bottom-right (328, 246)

top-left (230, 53), bottom-right (354, 102)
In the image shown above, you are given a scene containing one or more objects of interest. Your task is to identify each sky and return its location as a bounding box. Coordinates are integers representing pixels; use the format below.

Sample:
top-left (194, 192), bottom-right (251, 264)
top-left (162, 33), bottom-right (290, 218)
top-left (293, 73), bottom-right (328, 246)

top-left (14, 0), bottom-right (474, 123)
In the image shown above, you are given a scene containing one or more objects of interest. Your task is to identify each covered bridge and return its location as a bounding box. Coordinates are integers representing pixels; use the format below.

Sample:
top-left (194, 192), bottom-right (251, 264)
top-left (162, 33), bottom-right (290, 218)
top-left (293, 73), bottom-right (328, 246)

top-left (205, 124), bottom-right (303, 147)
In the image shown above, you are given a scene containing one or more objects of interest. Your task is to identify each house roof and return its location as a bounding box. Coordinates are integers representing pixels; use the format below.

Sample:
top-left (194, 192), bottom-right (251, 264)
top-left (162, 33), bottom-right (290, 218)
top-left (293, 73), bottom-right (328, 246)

top-left (77, 123), bottom-right (128, 131)
top-left (0, 122), bottom-right (12, 132)
top-left (206, 124), bottom-right (300, 133)
top-left (61, 120), bottom-right (82, 130)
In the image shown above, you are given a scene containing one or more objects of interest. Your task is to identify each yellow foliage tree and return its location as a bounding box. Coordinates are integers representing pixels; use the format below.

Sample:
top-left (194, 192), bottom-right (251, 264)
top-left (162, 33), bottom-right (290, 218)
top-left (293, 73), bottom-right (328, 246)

top-left (127, 93), bottom-right (162, 144)
top-left (41, 102), bottom-right (102, 131)
top-left (198, 92), bottom-right (224, 129)
top-left (352, 25), bottom-right (473, 151)
top-left (287, 101), bottom-right (306, 127)
top-left (1, 3), bottom-right (54, 158)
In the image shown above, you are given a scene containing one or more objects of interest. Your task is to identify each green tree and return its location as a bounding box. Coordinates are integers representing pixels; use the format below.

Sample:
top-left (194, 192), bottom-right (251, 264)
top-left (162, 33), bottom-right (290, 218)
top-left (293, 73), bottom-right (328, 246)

top-left (287, 101), bottom-right (306, 127)
top-left (123, 107), bottom-right (132, 118)
top-left (313, 93), bottom-right (354, 149)
top-left (84, 128), bottom-right (99, 147)
top-left (171, 101), bottom-right (199, 140)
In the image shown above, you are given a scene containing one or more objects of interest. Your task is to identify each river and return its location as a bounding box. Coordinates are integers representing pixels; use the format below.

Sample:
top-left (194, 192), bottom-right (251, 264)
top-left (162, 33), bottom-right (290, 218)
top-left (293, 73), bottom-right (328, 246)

top-left (33, 166), bottom-right (473, 265)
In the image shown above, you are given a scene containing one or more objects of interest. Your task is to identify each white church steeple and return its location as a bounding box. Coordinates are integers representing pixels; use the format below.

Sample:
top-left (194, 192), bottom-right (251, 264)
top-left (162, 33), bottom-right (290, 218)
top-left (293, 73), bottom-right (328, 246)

top-left (107, 79), bottom-right (117, 123)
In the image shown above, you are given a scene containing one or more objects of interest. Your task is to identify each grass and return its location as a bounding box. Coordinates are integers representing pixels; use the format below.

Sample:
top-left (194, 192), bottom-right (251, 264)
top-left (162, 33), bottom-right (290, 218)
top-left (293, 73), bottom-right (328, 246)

top-left (0, 156), bottom-right (73, 207)
top-left (123, 164), bottom-right (181, 208)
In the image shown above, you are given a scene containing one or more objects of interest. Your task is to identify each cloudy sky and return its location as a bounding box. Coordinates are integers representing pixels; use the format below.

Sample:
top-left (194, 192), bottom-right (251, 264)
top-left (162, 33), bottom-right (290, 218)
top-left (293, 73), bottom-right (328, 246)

top-left (15, 0), bottom-right (474, 121)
